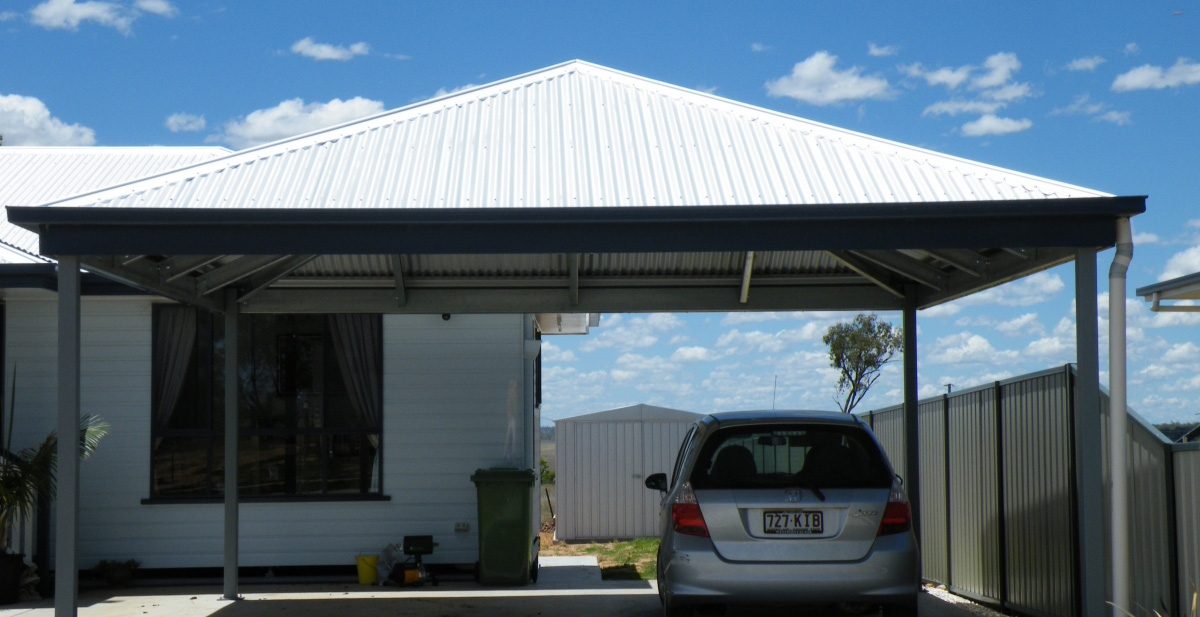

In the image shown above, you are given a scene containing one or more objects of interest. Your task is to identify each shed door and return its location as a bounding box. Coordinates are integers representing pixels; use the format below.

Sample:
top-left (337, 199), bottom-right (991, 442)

top-left (574, 421), bottom-right (644, 539)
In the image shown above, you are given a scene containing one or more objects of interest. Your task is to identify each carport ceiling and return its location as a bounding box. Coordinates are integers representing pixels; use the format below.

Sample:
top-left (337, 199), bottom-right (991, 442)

top-left (6, 61), bottom-right (1145, 314)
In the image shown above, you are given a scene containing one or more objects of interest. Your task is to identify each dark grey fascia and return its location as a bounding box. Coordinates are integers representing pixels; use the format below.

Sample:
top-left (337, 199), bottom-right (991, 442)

top-left (1135, 271), bottom-right (1200, 299)
top-left (8, 197), bottom-right (1146, 256)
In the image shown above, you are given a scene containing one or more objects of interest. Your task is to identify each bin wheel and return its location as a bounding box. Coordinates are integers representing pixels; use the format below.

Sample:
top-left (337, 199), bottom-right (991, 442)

top-left (530, 555), bottom-right (539, 583)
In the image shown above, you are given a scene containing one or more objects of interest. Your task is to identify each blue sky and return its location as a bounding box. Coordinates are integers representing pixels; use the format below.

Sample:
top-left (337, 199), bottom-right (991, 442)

top-left (2, 1), bottom-right (1198, 425)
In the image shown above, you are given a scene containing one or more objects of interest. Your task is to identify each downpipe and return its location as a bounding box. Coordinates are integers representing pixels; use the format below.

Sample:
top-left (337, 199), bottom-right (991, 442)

top-left (1108, 218), bottom-right (1132, 617)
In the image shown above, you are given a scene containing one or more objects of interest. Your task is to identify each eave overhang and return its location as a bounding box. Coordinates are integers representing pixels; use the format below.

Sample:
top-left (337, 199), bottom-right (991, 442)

top-left (10, 197), bottom-right (1144, 255)
top-left (5, 196), bottom-right (1145, 315)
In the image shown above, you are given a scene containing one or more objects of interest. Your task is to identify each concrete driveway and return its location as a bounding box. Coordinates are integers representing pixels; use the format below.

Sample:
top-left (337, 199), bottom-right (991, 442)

top-left (0, 557), bottom-right (999, 617)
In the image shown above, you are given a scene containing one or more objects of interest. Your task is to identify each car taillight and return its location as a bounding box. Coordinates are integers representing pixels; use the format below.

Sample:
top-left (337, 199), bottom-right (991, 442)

top-left (877, 480), bottom-right (912, 536)
top-left (671, 482), bottom-right (709, 537)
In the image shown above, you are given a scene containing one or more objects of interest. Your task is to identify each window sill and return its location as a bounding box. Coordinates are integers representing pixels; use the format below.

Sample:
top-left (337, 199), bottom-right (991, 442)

top-left (141, 494), bottom-right (391, 505)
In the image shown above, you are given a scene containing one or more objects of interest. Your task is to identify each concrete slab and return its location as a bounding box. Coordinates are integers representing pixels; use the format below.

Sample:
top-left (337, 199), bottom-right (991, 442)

top-left (538, 555), bottom-right (603, 584)
top-left (0, 568), bottom-right (1001, 617)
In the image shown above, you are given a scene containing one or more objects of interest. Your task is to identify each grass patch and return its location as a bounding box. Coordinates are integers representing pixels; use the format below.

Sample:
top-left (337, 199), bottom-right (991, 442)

top-left (540, 536), bottom-right (658, 580)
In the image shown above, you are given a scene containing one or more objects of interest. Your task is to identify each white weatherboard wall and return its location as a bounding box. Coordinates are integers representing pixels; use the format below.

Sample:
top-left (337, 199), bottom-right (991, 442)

top-left (3, 295), bottom-right (531, 568)
top-left (555, 405), bottom-right (699, 541)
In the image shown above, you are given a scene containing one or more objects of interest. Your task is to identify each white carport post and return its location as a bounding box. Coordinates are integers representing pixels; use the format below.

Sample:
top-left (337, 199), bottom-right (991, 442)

top-left (223, 290), bottom-right (241, 600)
top-left (902, 286), bottom-right (920, 539)
top-left (55, 256), bottom-right (82, 617)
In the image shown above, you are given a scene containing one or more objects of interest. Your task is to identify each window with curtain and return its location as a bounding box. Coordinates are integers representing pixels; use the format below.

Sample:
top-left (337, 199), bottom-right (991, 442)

top-left (150, 306), bottom-right (383, 500)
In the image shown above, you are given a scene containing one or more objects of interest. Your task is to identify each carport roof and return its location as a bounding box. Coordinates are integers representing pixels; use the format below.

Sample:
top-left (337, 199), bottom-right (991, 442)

top-left (7, 60), bottom-right (1144, 315)
top-left (1136, 271), bottom-right (1200, 300)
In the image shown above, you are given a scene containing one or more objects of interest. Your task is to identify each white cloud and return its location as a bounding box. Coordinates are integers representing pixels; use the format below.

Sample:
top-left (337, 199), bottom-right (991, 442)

top-left (1132, 232), bottom-right (1160, 244)
top-left (766, 51), bottom-right (893, 106)
top-left (1066, 56), bottom-right (1106, 71)
top-left (961, 113), bottom-right (1032, 136)
top-left (1112, 58), bottom-right (1200, 91)
top-left (923, 99), bottom-right (1005, 117)
top-left (1125, 43), bottom-right (1140, 56)
top-left (134, 0), bottom-right (175, 17)
top-left (721, 312), bottom-right (784, 325)
top-left (164, 112), bottom-right (205, 132)
top-left (1050, 93), bottom-right (1131, 125)
top-left (902, 63), bottom-right (972, 89)
top-left (1052, 93), bottom-right (1106, 116)
top-left (432, 83), bottom-right (481, 98)
top-left (291, 37), bottom-right (370, 61)
top-left (1160, 246), bottom-right (1200, 281)
top-left (868, 42), bottom-right (898, 57)
top-left (0, 93), bottom-right (96, 145)
top-left (672, 346), bottom-right (724, 363)
top-left (982, 82), bottom-right (1033, 102)
top-left (30, 0), bottom-right (133, 33)
top-left (1162, 342), bottom-right (1200, 363)
top-left (540, 341), bottom-right (576, 362)
top-left (926, 332), bottom-right (1019, 365)
top-left (611, 353), bottom-right (679, 384)
top-left (1096, 110), bottom-right (1132, 125)
top-left (715, 329), bottom-right (789, 354)
top-left (751, 42), bottom-right (769, 53)
top-left (579, 314), bottom-right (685, 353)
top-left (211, 96), bottom-right (384, 149)
top-left (995, 312), bottom-right (1042, 336)
top-left (1, 10), bottom-right (21, 20)
top-left (972, 52), bottom-right (1021, 89)
top-left (1025, 335), bottom-right (1075, 359)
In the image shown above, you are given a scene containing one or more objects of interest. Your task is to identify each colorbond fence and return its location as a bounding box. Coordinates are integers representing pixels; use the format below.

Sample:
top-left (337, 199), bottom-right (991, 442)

top-left (864, 365), bottom-right (1195, 617)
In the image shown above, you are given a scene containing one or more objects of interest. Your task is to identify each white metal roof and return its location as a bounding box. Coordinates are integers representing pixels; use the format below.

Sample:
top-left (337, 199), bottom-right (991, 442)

top-left (556, 403), bottom-right (702, 423)
top-left (37, 60), bottom-right (1108, 214)
top-left (0, 147), bottom-right (230, 262)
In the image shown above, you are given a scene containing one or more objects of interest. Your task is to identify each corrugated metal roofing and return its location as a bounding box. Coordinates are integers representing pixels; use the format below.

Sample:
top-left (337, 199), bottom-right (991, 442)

top-left (38, 60), bottom-right (1109, 214)
top-left (0, 147), bottom-right (230, 262)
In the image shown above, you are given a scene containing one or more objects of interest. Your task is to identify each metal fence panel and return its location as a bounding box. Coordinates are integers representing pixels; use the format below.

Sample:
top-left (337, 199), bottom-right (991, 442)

top-left (870, 405), bottom-right (906, 482)
top-left (1099, 395), bottom-right (1180, 615)
top-left (1174, 447), bottom-right (1200, 615)
top-left (948, 386), bottom-right (1002, 602)
top-left (919, 398), bottom-right (949, 585)
top-left (1001, 371), bottom-right (1077, 617)
top-left (1128, 421), bottom-right (1176, 613)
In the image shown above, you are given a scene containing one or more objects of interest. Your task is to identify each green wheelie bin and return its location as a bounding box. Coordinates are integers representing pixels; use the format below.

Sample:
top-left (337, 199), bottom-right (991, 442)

top-left (470, 467), bottom-right (537, 585)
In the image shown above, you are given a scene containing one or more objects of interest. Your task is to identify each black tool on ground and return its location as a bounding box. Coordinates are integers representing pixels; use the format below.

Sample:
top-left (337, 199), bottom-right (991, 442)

top-left (390, 535), bottom-right (438, 587)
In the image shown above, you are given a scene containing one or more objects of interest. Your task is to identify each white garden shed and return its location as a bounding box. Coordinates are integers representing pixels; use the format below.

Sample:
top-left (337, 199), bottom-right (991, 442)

top-left (554, 404), bottom-right (700, 541)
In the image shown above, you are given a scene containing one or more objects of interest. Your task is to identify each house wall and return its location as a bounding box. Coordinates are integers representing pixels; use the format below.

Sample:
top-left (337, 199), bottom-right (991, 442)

top-left (4, 294), bottom-right (531, 569)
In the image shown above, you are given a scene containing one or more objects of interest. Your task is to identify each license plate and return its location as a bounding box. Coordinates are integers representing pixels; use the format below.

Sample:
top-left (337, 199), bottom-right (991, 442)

top-left (762, 510), bottom-right (824, 535)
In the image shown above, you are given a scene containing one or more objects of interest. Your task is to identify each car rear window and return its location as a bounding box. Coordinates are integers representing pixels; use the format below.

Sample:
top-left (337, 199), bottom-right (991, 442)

top-left (689, 423), bottom-right (892, 490)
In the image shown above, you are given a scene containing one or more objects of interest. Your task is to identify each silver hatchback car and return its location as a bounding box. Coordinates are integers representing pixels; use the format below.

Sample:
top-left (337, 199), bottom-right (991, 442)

top-left (644, 410), bottom-right (919, 616)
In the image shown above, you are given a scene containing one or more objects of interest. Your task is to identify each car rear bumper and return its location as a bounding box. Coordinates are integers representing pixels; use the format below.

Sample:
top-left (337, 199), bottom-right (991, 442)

top-left (660, 531), bottom-right (920, 607)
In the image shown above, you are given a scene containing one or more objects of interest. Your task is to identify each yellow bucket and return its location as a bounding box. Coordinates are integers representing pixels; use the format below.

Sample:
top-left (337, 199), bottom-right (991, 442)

top-left (355, 555), bottom-right (379, 585)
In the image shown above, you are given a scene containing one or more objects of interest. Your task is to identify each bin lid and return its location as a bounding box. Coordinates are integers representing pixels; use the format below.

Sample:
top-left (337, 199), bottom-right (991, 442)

top-left (470, 467), bottom-right (536, 484)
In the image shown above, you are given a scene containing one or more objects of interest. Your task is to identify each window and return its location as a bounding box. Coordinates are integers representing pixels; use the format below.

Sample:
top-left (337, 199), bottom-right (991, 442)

top-left (151, 306), bottom-right (383, 500)
top-left (691, 424), bottom-right (892, 490)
